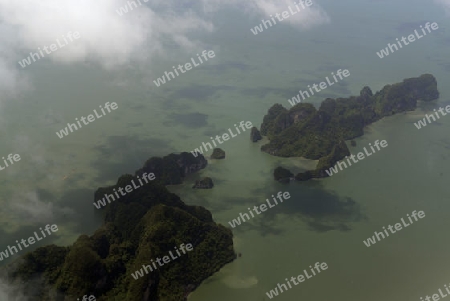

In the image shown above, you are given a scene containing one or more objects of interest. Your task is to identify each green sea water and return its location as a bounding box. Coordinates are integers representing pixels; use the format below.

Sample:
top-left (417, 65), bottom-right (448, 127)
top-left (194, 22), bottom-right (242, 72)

top-left (1, 0), bottom-right (450, 300)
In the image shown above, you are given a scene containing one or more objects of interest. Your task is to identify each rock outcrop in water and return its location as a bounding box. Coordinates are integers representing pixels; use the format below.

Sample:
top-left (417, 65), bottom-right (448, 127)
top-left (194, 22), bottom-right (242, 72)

top-left (192, 177), bottom-right (214, 189)
top-left (210, 148), bottom-right (225, 159)
top-left (258, 74), bottom-right (439, 180)
top-left (250, 127), bottom-right (262, 142)
top-left (135, 152), bottom-right (208, 185)
top-left (4, 152), bottom-right (235, 301)
top-left (273, 166), bottom-right (293, 183)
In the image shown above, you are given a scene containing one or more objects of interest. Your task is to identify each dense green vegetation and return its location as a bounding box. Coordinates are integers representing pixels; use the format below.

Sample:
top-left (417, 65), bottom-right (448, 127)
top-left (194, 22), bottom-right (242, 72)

top-left (134, 152), bottom-right (207, 185)
top-left (259, 74), bottom-right (439, 180)
top-left (4, 153), bottom-right (235, 301)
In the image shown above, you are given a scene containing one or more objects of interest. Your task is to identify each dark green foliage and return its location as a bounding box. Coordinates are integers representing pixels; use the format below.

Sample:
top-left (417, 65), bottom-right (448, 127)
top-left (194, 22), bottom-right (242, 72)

top-left (273, 167), bottom-right (293, 182)
top-left (10, 245), bottom-right (68, 283)
top-left (260, 104), bottom-right (288, 136)
top-left (312, 140), bottom-right (350, 177)
top-left (250, 127), bottom-right (262, 142)
top-left (5, 152), bottom-right (234, 301)
top-left (295, 171), bottom-right (313, 181)
top-left (54, 237), bottom-right (105, 295)
top-left (134, 152), bottom-right (207, 185)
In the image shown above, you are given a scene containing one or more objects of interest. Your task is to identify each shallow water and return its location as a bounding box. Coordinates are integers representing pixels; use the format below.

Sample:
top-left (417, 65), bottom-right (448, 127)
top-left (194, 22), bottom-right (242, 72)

top-left (1, 0), bottom-right (450, 300)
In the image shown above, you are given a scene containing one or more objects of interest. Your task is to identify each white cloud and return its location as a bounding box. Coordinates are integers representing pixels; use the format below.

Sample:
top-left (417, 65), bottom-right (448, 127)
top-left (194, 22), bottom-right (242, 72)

top-left (9, 191), bottom-right (74, 224)
top-left (0, 0), bottom-right (213, 68)
top-left (201, 0), bottom-right (330, 29)
top-left (0, 0), bottom-right (217, 96)
top-left (0, 279), bottom-right (28, 301)
top-left (0, 273), bottom-right (46, 301)
top-left (0, 24), bottom-right (32, 100)
top-left (435, 0), bottom-right (450, 14)
top-left (0, 0), bottom-right (329, 96)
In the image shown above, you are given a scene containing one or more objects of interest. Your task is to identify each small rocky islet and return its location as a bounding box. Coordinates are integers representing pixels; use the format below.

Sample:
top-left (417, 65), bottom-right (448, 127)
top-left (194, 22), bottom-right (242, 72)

top-left (210, 148), bottom-right (225, 159)
top-left (192, 177), bottom-right (214, 189)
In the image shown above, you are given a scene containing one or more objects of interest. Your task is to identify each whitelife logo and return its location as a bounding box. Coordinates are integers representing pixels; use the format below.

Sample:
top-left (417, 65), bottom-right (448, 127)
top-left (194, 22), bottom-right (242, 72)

top-left (325, 140), bottom-right (388, 176)
top-left (0, 224), bottom-right (59, 261)
top-left (130, 243), bottom-right (194, 280)
top-left (18, 31), bottom-right (81, 68)
top-left (376, 22), bottom-right (439, 58)
top-left (77, 295), bottom-right (96, 301)
top-left (153, 50), bottom-right (216, 87)
top-left (265, 262), bottom-right (328, 299)
top-left (93, 173), bottom-right (156, 209)
top-left (414, 105), bottom-right (450, 129)
top-left (0, 153), bottom-right (21, 171)
top-left (190, 121), bottom-right (252, 157)
top-left (56, 102), bottom-right (118, 139)
top-left (287, 69), bottom-right (350, 107)
top-left (250, 0), bottom-right (313, 35)
top-left (228, 191), bottom-right (290, 228)
top-left (363, 210), bottom-right (425, 247)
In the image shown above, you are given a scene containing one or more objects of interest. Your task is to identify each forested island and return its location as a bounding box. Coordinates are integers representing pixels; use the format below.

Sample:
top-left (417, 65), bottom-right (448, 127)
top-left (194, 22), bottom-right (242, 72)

top-left (256, 74), bottom-right (439, 181)
top-left (3, 153), bottom-right (235, 301)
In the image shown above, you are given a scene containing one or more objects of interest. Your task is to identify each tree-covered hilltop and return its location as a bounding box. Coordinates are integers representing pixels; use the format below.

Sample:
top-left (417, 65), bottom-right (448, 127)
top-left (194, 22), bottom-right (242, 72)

top-left (134, 152), bottom-right (208, 185)
top-left (4, 152), bottom-right (236, 301)
top-left (260, 74), bottom-right (439, 180)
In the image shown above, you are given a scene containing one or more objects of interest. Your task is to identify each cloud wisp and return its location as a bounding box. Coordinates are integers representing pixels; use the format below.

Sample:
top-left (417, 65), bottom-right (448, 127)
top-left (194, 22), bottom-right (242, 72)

top-left (0, 0), bottom-right (329, 96)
